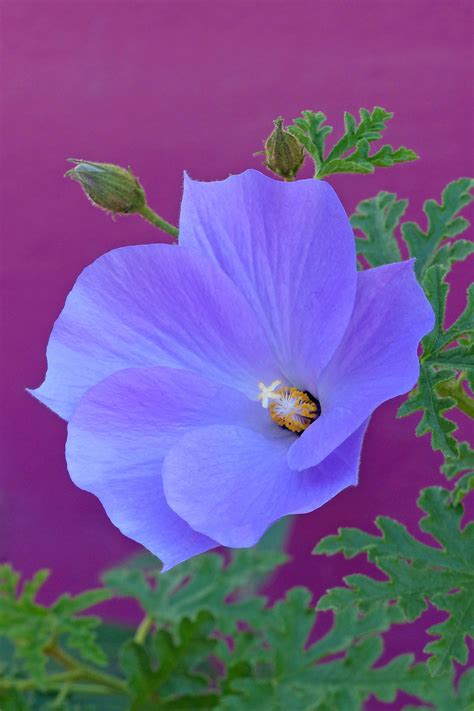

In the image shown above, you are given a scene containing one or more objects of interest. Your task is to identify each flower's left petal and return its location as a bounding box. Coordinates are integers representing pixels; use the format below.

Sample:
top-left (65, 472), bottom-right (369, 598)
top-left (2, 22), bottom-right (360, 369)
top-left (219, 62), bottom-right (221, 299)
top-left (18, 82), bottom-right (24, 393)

top-left (31, 244), bottom-right (280, 420)
top-left (162, 420), bottom-right (368, 548)
top-left (288, 260), bottom-right (434, 471)
top-left (179, 170), bottom-right (357, 390)
top-left (66, 365), bottom-right (280, 570)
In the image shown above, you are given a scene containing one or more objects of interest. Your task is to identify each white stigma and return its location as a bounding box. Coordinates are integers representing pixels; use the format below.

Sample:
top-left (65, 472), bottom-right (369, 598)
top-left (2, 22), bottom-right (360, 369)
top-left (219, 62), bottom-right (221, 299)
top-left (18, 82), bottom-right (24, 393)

top-left (273, 390), bottom-right (301, 416)
top-left (257, 380), bottom-right (283, 409)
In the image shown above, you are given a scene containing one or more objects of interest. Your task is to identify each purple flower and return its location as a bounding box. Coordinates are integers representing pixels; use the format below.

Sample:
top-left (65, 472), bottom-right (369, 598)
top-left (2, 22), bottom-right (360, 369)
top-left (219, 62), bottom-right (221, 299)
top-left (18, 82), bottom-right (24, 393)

top-left (31, 170), bottom-right (434, 570)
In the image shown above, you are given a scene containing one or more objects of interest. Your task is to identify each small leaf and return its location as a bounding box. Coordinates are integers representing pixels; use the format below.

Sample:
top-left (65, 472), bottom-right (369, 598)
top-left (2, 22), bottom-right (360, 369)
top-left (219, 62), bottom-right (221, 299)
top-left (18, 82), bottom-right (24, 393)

top-left (120, 612), bottom-right (218, 706)
top-left (287, 107), bottom-right (417, 178)
top-left (287, 110), bottom-right (332, 168)
top-left (351, 191), bottom-right (406, 266)
top-left (398, 365), bottom-right (458, 458)
top-left (434, 238), bottom-right (474, 273)
top-left (402, 178), bottom-right (474, 278)
top-left (441, 442), bottom-right (474, 480)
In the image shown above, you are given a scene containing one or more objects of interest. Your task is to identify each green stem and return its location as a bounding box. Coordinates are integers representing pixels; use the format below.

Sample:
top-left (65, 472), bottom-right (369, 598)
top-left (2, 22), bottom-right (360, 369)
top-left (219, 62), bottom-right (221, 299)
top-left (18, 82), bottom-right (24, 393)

top-left (437, 379), bottom-right (474, 419)
top-left (134, 614), bottom-right (154, 644)
top-left (0, 674), bottom-right (114, 695)
top-left (137, 205), bottom-right (179, 239)
top-left (45, 641), bottom-right (128, 695)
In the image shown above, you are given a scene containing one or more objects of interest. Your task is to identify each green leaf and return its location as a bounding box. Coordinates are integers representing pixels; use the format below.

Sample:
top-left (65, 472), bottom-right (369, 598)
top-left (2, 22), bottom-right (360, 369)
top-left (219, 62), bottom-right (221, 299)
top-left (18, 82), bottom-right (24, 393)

top-left (0, 688), bottom-right (30, 711)
top-left (287, 107), bottom-right (418, 178)
top-left (120, 612), bottom-right (218, 708)
top-left (442, 282), bottom-right (474, 348)
top-left (421, 266), bottom-right (474, 357)
top-left (103, 547), bottom-right (286, 636)
top-left (398, 365), bottom-right (458, 457)
top-left (398, 266), bottom-right (474, 460)
top-left (401, 178), bottom-right (474, 279)
top-left (396, 663), bottom-right (460, 710)
top-left (351, 191), bottom-right (406, 266)
top-left (221, 632), bottom-right (414, 709)
top-left (287, 110), bottom-right (332, 169)
top-left (314, 487), bottom-right (474, 676)
top-left (425, 590), bottom-right (474, 675)
top-left (318, 157), bottom-right (373, 176)
top-left (452, 474), bottom-right (474, 508)
top-left (457, 668), bottom-right (474, 710)
top-left (0, 565), bottom-right (112, 683)
top-left (153, 613), bottom-right (217, 696)
top-left (218, 587), bottom-right (414, 710)
top-left (441, 443), bottom-right (474, 506)
top-left (434, 239), bottom-right (474, 274)
top-left (427, 344), bottom-right (474, 371)
top-left (326, 108), bottom-right (392, 159)
top-left (442, 442), bottom-right (474, 479)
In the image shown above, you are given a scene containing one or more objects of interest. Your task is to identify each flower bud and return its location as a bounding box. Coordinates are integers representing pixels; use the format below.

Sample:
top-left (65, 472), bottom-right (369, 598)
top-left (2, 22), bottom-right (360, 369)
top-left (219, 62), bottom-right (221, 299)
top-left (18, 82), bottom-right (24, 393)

top-left (66, 160), bottom-right (146, 214)
top-left (264, 118), bottom-right (304, 180)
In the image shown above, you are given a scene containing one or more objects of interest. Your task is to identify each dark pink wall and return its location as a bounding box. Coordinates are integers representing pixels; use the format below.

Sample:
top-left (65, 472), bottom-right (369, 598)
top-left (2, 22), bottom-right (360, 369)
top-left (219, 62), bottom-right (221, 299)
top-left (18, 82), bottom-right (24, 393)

top-left (1, 1), bottom-right (473, 701)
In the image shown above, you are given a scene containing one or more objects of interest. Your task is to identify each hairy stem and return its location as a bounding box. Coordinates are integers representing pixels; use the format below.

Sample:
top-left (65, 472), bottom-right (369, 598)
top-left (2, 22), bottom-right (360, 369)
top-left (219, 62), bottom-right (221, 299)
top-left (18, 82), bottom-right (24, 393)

top-left (437, 379), bottom-right (474, 419)
top-left (134, 613), bottom-right (154, 644)
top-left (45, 641), bottom-right (128, 694)
top-left (0, 673), bottom-right (115, 695)
top-left (137, 205), bottom-right (179, 239)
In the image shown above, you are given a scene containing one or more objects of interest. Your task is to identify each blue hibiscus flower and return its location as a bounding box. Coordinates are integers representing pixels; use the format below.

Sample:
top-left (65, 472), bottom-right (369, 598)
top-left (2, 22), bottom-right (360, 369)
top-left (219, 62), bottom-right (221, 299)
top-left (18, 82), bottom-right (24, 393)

top-left (31, 170), bottom-right (434, 570)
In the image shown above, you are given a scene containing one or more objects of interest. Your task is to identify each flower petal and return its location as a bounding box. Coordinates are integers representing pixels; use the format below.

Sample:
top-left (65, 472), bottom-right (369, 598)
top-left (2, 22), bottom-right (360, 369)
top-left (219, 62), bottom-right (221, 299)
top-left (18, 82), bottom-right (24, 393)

top-left (162, 420), bottom-right (368, 548)
top-left (288, 260), bottom-right (435, 471)
top-left (179, 170), bottom-right (357, 391)
top-left (31, 244), bottom-right (280, 420)
top-left (65, 366), bottom-right (280, 570)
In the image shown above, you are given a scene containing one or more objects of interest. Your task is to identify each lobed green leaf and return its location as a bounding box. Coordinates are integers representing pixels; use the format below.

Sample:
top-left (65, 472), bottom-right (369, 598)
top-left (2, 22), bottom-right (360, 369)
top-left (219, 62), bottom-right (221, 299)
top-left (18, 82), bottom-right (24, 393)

top-left (287, 106), bottom-right (418, 178)
top-left (402, 177), bottom-right (474, 279)
top-left (314, 486), bottom-right (474, 676)
top-left (103, 547), bottom-right (286, 636)
top-left (398, 266), bottom-right (474, 461)
top-left (351, 191), bottom-right (406, 266)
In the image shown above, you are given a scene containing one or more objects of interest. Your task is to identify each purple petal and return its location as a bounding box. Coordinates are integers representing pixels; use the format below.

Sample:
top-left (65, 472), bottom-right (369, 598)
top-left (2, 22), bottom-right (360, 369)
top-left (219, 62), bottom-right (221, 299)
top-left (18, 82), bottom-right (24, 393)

top-left (179, 170), bottom-right (357, 391)
top-left (66, 366), bottom-right (281, 570)
top-left (162, 420), bottom-right (368, 548)
top-left (31, 244), bottom-right (280, 420)
top-left (288, 260), bottom-right (435, 471)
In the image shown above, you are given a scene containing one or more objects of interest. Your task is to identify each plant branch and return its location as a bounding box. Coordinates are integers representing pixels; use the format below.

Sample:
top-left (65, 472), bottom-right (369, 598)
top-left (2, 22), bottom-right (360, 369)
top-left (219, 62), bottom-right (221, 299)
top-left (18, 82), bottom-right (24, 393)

top-left (45, 641), bottom-right (128, 694)
top-left (0, 673), bottom-right (115, 695)
top-left (134, 613), bottom-right (154, 644)
top-left (437, 378), bottom-right (474, 419)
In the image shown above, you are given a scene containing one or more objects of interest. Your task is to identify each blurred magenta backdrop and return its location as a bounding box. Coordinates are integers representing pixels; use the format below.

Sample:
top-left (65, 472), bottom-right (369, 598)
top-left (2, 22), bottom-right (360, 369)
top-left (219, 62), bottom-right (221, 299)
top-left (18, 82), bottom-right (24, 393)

top-left (1, 1), bottom-right (473, 701)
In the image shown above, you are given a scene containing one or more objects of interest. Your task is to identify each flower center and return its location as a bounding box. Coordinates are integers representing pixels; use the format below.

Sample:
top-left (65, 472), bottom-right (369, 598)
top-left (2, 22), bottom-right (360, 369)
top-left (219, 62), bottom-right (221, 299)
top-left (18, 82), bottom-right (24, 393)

top-left (257, 381), bottom-right (320, 433)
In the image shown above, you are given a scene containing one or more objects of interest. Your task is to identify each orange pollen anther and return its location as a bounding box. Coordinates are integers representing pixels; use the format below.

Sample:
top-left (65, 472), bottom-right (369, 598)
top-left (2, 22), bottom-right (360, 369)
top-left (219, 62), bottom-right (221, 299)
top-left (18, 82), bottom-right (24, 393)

top-left (268, 387), bottom-right (320, 433)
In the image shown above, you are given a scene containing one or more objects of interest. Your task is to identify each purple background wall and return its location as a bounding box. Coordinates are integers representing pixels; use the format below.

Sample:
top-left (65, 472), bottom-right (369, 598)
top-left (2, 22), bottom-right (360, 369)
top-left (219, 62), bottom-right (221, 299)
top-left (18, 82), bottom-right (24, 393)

top-left (1, 1), bottom-right (473, 705)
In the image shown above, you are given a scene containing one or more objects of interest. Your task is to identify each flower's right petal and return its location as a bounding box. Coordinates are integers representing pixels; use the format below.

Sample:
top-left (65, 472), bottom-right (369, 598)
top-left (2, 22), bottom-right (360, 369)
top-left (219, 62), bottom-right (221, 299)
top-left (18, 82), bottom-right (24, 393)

top-left (30, 244), bottom-right (280, 420)
top-left (288, 260), bottom-right (435, 471)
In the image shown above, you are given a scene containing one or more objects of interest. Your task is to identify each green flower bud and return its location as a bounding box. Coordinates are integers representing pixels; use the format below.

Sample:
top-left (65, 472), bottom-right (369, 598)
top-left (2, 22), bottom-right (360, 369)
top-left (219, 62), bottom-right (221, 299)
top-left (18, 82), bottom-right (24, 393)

top-left (264, 118), bottom-right (304, 180)
top-left (66, 160), bottom-right (146, 214)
